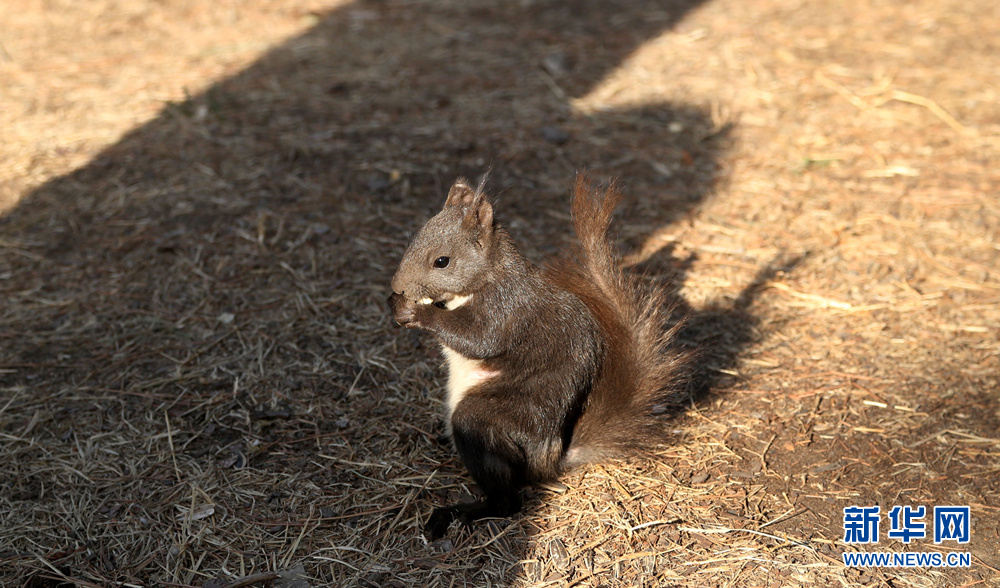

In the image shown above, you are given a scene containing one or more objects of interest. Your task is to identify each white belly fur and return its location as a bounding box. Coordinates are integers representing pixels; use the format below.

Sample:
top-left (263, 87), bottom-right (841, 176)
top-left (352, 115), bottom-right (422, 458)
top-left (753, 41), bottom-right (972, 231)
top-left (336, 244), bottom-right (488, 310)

top-left (441, 345), bottom-right (499, 419)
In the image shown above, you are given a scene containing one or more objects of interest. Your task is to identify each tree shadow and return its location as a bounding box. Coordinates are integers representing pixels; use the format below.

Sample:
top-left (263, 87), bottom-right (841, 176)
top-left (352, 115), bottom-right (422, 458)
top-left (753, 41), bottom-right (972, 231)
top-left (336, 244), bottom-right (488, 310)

top-left (679, 252), bottom-right (806, 403)
top-left (0, 0), bottom-right (774, 585)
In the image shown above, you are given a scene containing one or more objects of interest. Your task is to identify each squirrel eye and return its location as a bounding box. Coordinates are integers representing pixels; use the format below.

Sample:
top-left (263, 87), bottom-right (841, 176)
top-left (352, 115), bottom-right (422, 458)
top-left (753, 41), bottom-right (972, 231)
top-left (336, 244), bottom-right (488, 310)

top-left (433, 256), bottom-right (450, 269)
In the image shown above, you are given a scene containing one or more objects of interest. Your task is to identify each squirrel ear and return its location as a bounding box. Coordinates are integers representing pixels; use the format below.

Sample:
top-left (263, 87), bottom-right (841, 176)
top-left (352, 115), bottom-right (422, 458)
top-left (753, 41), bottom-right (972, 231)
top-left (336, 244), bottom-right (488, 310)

top-left (473, 198), bottom-right (494, 240)
top-left (445, 179), bottom-right (476, 208)
top-left (460, 195), bottom-right (493, 240)
top-left (446, 178), bottom-right (494, 240)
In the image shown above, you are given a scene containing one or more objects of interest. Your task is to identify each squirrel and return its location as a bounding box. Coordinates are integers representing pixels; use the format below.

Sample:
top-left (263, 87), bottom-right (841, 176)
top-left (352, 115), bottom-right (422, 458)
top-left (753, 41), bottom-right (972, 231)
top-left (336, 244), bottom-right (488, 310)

top-left (388, 175), bottom-right (689, 538)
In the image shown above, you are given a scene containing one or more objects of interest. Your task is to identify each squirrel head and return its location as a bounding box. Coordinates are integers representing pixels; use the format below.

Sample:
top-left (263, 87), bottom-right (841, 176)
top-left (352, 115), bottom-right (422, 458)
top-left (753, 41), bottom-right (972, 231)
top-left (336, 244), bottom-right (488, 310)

top-left (390, 178), bottom-right (496, 309)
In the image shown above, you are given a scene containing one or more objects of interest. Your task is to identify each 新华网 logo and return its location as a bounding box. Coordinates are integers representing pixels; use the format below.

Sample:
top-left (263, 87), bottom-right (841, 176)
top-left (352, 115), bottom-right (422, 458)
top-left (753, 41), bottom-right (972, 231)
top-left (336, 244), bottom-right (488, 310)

top-left (841, 505), bottom-right (972, 568)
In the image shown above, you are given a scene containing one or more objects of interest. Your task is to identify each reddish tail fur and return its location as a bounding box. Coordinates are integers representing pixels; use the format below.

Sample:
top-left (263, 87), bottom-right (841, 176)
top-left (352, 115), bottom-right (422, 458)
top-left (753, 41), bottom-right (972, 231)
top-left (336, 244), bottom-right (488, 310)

top-left (546, 176), bottom-right (689, 467)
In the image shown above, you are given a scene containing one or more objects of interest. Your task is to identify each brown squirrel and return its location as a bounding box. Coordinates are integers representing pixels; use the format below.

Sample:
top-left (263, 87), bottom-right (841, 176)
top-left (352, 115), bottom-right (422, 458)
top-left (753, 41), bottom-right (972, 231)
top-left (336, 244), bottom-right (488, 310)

top-left (388, 175), bottom-right (689, 538)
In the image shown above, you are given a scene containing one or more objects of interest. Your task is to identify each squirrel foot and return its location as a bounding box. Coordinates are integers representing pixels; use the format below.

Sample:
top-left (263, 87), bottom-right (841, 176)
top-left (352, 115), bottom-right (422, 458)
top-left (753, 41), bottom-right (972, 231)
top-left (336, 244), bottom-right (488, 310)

top-left (423, 495), bottom-right (521, 539)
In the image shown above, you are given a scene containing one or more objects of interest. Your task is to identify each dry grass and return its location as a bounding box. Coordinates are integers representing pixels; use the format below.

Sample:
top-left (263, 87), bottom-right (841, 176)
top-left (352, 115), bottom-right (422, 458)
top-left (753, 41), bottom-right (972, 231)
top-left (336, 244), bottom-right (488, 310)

top-left (1, 0), bottom-right (998, 586)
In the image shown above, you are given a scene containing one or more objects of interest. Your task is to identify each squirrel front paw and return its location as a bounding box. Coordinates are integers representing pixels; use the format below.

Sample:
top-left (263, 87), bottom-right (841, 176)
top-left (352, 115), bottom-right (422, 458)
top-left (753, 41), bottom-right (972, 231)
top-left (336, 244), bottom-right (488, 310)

top-left (388, 292), bottom-right (424, 329)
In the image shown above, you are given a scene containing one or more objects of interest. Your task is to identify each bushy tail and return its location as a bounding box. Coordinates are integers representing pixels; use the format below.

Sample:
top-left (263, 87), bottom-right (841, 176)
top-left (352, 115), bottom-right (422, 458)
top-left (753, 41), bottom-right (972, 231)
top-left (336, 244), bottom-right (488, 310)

top-left (546, 175), bottom-right (690, 468)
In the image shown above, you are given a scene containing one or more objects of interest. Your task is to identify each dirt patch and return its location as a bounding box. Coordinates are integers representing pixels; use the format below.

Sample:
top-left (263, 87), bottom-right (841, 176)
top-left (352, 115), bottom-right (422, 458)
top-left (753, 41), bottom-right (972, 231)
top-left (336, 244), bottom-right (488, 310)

top-left (1, 0), bottom-right (998, 586)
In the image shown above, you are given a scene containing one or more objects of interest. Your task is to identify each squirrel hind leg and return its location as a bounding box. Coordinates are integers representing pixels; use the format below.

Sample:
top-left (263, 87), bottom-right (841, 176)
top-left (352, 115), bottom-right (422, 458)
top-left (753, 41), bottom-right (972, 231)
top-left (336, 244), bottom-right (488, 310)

top-left (426, 411), bottom-right (528, 537)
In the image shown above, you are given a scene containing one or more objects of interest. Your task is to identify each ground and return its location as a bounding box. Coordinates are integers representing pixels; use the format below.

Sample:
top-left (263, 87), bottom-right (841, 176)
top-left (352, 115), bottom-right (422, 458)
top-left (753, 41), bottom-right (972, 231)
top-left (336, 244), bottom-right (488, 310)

top-left (1, 0), bottom-right (998, 586)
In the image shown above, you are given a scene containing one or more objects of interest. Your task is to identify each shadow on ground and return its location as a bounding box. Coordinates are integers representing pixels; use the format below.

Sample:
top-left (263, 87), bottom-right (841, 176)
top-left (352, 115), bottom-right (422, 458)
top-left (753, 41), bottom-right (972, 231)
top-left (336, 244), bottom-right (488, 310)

top-left (0, 1), bottom-right (773, 585)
